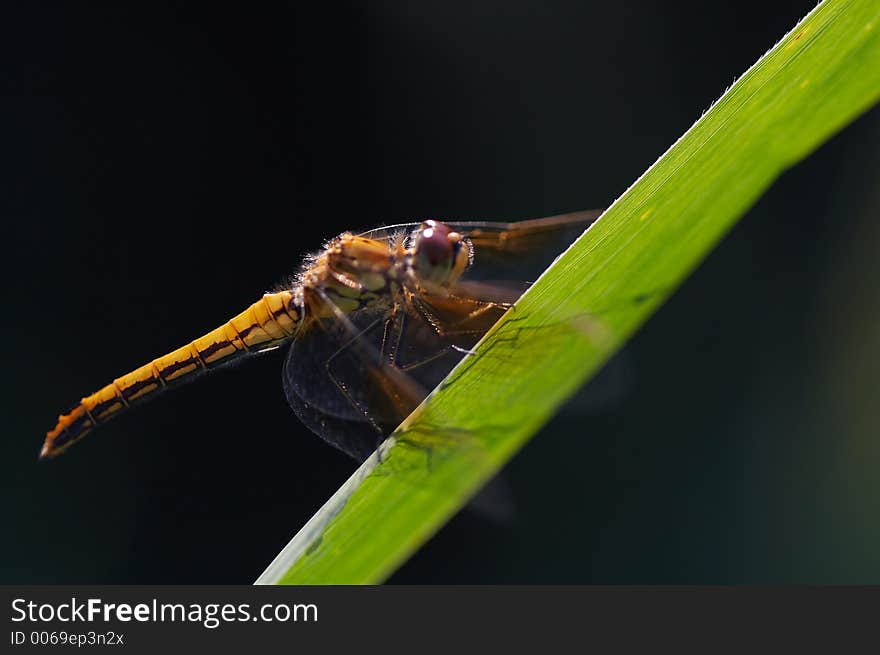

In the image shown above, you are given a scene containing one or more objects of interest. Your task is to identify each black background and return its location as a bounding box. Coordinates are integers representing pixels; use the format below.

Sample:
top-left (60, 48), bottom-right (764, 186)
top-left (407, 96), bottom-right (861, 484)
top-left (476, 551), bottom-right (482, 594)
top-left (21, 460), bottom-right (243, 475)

top-left (3, 1), bottom-right (879, 583)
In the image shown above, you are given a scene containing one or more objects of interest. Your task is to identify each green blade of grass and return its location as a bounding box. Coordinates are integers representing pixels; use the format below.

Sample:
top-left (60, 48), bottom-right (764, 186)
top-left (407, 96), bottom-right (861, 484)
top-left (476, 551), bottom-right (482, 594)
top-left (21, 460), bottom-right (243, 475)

top-left (257, 0), bottom-right (880, 584)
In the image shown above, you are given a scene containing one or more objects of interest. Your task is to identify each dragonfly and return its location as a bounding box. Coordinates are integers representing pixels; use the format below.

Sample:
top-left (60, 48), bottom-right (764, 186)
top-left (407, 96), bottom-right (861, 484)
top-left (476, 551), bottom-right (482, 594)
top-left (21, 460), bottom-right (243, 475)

top-left (41, 209), bottom-right (603, 462)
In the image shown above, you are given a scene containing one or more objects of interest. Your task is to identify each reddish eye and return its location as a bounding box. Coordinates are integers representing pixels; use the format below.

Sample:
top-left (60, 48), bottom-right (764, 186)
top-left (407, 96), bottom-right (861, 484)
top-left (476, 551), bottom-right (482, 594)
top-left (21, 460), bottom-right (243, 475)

top-left (418, 223), bottom-right (453, 265)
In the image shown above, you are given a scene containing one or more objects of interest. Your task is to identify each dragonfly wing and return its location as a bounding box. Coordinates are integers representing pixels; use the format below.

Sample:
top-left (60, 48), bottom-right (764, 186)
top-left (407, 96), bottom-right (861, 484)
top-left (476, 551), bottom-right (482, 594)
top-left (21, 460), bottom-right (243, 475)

top-left (449, 208), bottom-right (604, 249)
top-left (284, 304), bottom-right (459, 461)
top-left (452, 209), bottom-right (604, 282)
top-left (284, 307), bottom-right (402, 460)
top-left (282, 293), bottom-right (507, 461)
top-left (359, 209), bottom-right (604, 283)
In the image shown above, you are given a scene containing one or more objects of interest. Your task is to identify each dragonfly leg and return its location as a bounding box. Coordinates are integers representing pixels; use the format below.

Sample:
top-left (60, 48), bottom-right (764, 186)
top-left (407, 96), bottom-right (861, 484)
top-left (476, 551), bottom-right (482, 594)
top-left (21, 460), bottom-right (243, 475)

top-left (324, 362), bottom-right (385, 434)
top-left (317, 290), bottom-right (426, 461)
top-left (322, 316), bottom-right (388, 440)
top-left (323, 336), bottom-right (389, 460)
top-left (380, 305), bottom-right (405, 365)
top-left (445, 293), bottom-right (514, 326)
top-left (397, 345), bottom-right (459, 373)
top-left (410, 296), bottom-right (508, 339)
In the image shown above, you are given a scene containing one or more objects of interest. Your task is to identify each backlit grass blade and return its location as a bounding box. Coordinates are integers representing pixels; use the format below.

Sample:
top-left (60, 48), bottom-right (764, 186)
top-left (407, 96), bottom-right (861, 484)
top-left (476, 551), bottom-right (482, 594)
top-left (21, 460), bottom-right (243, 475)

top-left (257, 0), bottom-right (880, 584)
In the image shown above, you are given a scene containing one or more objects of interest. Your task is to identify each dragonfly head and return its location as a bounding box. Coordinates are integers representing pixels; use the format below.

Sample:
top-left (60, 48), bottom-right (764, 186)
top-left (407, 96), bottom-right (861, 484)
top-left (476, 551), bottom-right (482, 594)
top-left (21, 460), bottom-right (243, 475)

top-left (412, 220), bottom-right (472, 287)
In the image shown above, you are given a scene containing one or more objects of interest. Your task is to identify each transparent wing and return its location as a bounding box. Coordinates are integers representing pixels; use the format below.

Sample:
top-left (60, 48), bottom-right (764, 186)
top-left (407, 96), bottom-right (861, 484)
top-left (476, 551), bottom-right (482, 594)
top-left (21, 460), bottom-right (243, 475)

top-left (282, 295), bottom-right (506, 461)
top-left (284, 305), bottom-right (409, 461)
top-left (360, 208), bottom-right (604, 283)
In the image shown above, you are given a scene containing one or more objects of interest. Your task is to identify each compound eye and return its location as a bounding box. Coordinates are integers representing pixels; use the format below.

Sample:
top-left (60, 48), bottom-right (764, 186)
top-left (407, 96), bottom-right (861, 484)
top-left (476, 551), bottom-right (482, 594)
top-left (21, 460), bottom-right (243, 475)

top-left (418, 222), bottom-right (453, 266)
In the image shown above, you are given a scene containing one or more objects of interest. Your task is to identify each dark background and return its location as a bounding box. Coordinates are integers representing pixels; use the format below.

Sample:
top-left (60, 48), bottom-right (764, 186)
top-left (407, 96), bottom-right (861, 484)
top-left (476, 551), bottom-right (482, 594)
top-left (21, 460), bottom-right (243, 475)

top-left (3, 1), bottom-right (878, 583)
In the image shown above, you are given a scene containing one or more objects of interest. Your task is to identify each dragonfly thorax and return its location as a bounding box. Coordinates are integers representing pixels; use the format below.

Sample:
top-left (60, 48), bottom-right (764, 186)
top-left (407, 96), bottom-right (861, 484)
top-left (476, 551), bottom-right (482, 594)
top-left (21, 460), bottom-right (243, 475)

top-left (299, 231), bottom-right (407, 319)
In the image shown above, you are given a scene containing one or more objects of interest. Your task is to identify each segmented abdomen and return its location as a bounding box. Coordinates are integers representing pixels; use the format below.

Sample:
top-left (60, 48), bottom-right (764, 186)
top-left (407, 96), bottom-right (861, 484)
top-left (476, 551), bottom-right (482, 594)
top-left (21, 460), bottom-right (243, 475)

top-left (41, 290), bottom-right (301, 459)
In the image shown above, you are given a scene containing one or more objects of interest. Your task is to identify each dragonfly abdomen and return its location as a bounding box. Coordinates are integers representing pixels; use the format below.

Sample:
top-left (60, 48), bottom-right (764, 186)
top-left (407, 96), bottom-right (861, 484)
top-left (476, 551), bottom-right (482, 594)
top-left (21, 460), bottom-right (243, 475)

top-left (41, 290), bottom-right (301, 459)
